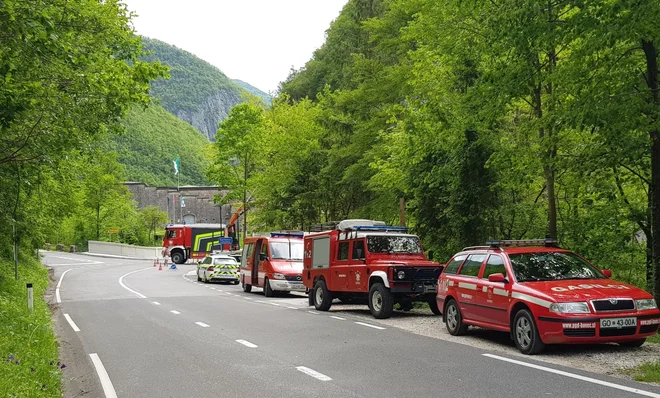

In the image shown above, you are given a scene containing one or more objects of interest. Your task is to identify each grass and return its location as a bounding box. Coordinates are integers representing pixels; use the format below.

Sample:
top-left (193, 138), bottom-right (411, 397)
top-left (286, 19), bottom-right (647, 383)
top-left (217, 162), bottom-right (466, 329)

top-left (648, 333), bottom-right (660, 345)
top-left (0, 252), bottom-right (61, 398)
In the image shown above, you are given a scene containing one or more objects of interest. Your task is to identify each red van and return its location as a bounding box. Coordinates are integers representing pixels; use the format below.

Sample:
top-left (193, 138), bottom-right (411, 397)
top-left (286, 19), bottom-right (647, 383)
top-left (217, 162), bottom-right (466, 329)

top-left (240, 232), bottom-right (305, 297)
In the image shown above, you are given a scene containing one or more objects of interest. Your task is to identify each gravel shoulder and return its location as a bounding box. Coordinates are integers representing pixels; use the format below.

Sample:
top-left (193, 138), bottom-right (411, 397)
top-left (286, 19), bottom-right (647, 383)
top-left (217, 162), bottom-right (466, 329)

top-left (327, 303), bottom-right (660, 384)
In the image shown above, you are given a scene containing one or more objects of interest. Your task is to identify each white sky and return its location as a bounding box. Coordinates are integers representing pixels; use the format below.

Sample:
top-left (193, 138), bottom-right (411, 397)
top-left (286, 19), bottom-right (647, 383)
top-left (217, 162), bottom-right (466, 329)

top-left (122, 0), bottom-right (348, 94)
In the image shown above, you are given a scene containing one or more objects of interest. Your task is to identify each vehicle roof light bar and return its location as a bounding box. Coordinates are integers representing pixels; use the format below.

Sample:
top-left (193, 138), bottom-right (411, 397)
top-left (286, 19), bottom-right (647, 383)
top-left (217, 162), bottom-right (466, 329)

top-left (485, 238), bottom-right (559, 248)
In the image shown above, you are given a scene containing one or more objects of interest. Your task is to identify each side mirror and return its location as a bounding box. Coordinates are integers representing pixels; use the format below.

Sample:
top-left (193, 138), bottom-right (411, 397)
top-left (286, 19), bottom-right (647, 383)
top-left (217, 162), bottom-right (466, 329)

top-left (259, 253), bottom-right (268, 262)
top-left (602, 269), bottom-right (612, 278)
top-left (488, 273), bottom-right (507, 283)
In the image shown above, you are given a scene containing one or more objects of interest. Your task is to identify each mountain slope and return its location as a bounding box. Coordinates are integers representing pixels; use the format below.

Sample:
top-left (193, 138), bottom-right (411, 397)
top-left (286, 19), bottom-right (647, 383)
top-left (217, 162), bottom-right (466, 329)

top-left (232, 79), bottom-right (271, 105)
top-left (142, 37), bottom-right (248, 140)
top-left (113, 104), bottom-right (211, 186)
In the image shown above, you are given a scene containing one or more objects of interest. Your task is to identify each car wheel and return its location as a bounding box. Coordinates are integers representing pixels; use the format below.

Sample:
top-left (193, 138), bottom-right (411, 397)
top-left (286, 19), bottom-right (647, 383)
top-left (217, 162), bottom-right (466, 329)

top-left (313, 280), bottom-right (333, 311)
top-left (513, 309), bottom-right (545, 355)
top-left (444, 299), bottom-right (468, 336)
top-left (619, 338), bottom-right (646, 348)
top-left (369, 283), bottom-right (394, 319)
top-left (197, 270), bottom-right (202, 282)
top-left (242, 277), bottom-right (252, 293)
top-left (171, 252), bottom-right (185, 264)
top-left (203, 272), bottom-right (209, 284)
top-left (428, 298), bottom-right (442, 316)
top-left (233, 280), bottom-right (239, 285)
top-left (263, 277), bottom-right (274, 297)
top-left (308, 289), bottom-right (314, 306)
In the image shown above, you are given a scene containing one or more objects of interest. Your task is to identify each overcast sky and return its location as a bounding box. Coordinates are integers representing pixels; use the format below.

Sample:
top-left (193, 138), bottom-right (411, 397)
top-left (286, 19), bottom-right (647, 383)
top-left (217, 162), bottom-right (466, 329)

top-left (122, 0), bottom-right (348, 94)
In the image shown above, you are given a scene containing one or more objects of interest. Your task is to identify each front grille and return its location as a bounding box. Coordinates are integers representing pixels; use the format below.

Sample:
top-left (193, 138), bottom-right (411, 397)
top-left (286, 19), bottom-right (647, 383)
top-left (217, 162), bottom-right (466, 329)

top-left (285, 275), bottom-right (302, 282)
top-left (640, 324), bottom-right (659, 334)
top-left (413, 268), bottom-right (442, 280)
top-left (600, 327), bottom-right (636, 337)
top-left (564, 329), bottom-right (596, 337)
top-left (591, 299), bottom-right (635, 312)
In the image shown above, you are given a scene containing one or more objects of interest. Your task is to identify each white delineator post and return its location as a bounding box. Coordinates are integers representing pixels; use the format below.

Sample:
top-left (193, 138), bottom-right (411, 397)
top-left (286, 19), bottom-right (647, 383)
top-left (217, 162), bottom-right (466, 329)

top-left (27, 283), bottom-right (33, 311)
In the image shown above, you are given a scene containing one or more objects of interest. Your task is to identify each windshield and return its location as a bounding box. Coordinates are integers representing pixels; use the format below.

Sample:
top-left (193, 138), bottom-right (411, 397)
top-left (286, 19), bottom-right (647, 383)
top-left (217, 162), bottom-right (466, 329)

top-left (509, 252), bottom-right (605, 282)
top-left (367, 236), bottom-right (423, 254)
top-left (270, 241), bottom-right (304, 260)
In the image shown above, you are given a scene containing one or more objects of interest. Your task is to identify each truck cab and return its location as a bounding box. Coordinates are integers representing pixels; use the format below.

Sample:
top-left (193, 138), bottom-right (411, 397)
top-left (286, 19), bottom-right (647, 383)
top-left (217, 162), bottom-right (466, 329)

top-left (240, 231), bottom-right (305, 297)
top-left (162, 223), bottom-right (227, 264)
top-left (303, 219), bottom-right (444, 319)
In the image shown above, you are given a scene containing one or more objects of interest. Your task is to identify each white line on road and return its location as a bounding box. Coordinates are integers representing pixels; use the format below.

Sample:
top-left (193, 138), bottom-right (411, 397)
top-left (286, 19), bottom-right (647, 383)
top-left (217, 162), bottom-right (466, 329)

top-left (152, 301), bottom-right (161, 305)
top-left (269, 302), bottom-right (281, 306)
top-left (287, 306), bottom-right (298, 310)
top-left (170, 310), bottom-right (181, 315)
top-left (217, 289), bottom-right (223, 292)
top-left (89, 353), bottom-right (118, 398)
top-left (225, 292), bottom-right (232, 295)
top-left (236, 339), bottom-right (258, 348)
top-left (355, 321), bottom-right (385, 330)
top-left (330, 316), bottom-right (346, 320)
top-left (296, 366), bottom-right (332, 381)
top-left (55, 269), bottom-right (73, 303)
top-left (257, 300), bottom-right (268, 303)
top-left (308, 310), bottom-right (320, 315)
top-left (195, 322), bottom-right (210, 328)
top-left (210, 287), bottom-right (216, 290)
top-left (483, 354), bottom-right (660, 398)
top-left (63, 314), bottom-right (81, 332)
top-left (244, 297), bottom-right (252, 300)
top-left (118, 268), bottom-right (151, 299)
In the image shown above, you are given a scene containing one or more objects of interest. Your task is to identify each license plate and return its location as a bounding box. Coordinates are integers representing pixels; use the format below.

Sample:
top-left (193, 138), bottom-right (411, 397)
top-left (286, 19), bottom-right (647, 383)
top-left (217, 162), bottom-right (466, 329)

top-left (600, 317), bottom-right (636, 329)
top-left (424, 285), bottom-right (437, 293)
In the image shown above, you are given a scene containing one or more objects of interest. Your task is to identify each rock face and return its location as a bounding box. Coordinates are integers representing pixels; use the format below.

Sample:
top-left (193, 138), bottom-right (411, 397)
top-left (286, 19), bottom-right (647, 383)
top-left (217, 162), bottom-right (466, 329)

top-left (172, 87), bottom-right (243, 141)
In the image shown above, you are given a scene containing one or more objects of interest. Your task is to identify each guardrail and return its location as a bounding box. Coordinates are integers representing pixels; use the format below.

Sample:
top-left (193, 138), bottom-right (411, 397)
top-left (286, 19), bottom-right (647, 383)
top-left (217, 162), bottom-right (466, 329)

top-left (87, 241), bottom-right (164, 259)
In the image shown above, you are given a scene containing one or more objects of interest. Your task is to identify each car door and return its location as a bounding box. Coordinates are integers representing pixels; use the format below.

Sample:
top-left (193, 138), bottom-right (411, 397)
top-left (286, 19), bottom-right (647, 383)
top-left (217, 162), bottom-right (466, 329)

top-left (347, 239), bottom-right (367, 292)
top-left (199, 256), bottom-right (212, 279)
top-left (454, 254), bottom-right (487, 321)
top-left (331, 240), bottom-right (351, 291)
top-left (474, 254), bottom-right (510, 326)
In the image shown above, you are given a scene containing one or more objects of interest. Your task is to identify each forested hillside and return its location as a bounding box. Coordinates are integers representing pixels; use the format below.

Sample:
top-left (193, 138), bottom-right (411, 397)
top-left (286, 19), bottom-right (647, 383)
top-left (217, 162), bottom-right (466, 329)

top-left (232, 79), bottom-right (271, 105)
top-left (114, 105), bottom-right (211, 186)
top-left (211, 0), bottom-right (660, 298)
top-left (141, 37), bottom-right (269, 140)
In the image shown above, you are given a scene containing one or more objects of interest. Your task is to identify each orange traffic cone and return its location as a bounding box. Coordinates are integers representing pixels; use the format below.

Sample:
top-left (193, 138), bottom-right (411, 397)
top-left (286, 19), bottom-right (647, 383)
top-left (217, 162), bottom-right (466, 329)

top-left (158, 261), bottom-right (163, 271)
top-left (153, 258), bottom-right (159, 267)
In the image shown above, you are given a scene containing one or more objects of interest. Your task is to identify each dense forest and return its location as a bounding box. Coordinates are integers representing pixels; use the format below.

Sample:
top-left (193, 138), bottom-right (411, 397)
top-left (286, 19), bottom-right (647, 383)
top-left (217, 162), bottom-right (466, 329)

top-left (141, 37), bottom-right (270, 140)
top-left (115, 104), bottom-right (211, 186)
top-left (210, 0), bottom-right (660, 299)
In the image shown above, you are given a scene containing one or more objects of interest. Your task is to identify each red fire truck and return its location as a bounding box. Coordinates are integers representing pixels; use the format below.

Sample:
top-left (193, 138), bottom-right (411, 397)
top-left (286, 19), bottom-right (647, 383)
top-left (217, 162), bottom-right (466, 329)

top-left (162, 223), bottom-right (230, 264)
top-left (303, 219), bottom-right (444, 319)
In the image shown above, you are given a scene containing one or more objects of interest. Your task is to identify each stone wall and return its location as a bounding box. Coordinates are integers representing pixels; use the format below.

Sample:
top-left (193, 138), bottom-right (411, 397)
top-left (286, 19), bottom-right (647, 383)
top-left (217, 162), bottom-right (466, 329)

top-left (124, 182), bottom-right (235, 225)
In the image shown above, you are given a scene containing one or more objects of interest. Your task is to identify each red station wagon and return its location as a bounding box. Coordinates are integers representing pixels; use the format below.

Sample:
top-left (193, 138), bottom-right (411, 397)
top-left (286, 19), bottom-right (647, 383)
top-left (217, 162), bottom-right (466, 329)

top-left (437, 239), bottom-right (660, 354)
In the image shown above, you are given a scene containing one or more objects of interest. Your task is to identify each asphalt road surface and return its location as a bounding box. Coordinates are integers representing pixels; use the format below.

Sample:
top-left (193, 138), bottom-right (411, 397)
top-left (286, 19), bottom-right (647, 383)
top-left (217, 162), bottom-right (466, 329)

top-left (45, 252), bottom-right (660, 398)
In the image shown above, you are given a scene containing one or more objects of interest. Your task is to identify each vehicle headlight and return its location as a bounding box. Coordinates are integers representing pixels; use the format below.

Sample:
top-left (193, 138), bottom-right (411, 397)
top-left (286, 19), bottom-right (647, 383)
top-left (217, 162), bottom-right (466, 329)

top-left (549, 302), bottom-right (591, 314)
top-left (636, 299), bottom-right (658, 310)
top-left (273, 273), bottom-right (285, 280)
top-left (397, 271), bottom-right (406, 280)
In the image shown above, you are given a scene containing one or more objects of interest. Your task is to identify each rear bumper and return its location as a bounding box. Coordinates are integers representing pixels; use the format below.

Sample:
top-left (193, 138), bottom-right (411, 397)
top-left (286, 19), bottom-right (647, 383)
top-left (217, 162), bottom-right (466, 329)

top-left (268, 279), bottom-right (306, 292)
top-left (210, 273), bottom-right (239, 281)
top-left (537, 312), bottom-right (660, 344)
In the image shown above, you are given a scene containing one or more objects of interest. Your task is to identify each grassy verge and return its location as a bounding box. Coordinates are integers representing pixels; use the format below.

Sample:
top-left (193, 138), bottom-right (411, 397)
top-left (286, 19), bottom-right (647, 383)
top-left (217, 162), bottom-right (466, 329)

top-left (0, 252), bottom-right (61, 397)
top-left (620, 333), bottom-right (660, 383)
top-left (648, 333), bottom-right (660, 345)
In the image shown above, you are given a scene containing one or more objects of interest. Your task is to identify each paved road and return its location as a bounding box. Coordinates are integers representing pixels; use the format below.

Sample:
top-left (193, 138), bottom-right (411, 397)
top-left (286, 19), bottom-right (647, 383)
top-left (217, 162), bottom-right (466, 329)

top-left (45, 252), bottom-right (660, 398)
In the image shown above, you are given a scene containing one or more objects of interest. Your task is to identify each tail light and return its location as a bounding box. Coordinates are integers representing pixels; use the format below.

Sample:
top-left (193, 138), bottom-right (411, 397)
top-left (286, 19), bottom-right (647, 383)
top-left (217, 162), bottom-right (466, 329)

top-left (208, 266), bottom-right (214, 272)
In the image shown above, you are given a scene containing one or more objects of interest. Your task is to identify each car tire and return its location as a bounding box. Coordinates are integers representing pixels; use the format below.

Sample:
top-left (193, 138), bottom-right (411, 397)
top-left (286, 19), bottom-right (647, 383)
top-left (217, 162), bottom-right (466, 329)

top-left (242, 278), bottom-right (252, 293)
top-left (308, 290), bottom-right (314, 306)
top-left (313, 280), bottom-right (333, 311)
top-left (369, 283), bottom-right (394, 319)
top-left (428, 298), bottom-right (442, 316)
top-left (233, 280), bottom-right (239, 285)
top-left (203, 272), bottom-right (209, 284)
top-left (444, 299), bottom-right (468, 336)
top-left (513, 309), bottom-right (545, 355)
top-left (619, 338), bottom-right (646, 348)
top-left (171, 252), bottom-right (185, 264)
top-left (263, 277), bottom-right (274, 297)
top-left (197, 271), bottom-right (202, 282)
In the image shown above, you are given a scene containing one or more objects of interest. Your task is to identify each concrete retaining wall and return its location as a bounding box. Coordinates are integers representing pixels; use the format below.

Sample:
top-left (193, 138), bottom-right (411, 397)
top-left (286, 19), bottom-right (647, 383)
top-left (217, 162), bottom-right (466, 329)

top-left (88, 241), bottom-right (164, 260)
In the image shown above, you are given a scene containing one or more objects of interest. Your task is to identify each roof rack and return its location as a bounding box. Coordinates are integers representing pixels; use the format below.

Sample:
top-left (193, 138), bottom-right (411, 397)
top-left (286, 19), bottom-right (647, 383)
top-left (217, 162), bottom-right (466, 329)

top-left (351, 225), bottom-right (409, 232)
top-left (461, 245), bottom-right (497, 251)
top-left (486, 238), bottom-right (559, 248)
top-left (270, 231), bottom-right (305, 238)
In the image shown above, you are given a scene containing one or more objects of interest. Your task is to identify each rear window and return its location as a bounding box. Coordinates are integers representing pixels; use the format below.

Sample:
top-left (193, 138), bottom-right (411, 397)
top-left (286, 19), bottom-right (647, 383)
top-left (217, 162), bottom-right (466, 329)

top-left (459, 254), bottom-right (486, 277)
top-left (444, 255), bottom-right (467, 275)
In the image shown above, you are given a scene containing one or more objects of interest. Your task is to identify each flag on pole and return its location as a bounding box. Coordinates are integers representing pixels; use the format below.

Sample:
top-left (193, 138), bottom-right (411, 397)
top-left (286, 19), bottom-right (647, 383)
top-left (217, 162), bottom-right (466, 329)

top-left (181, 197), bottom-right (186, 208)
top-left (173, 157), bottom-right (180, 175)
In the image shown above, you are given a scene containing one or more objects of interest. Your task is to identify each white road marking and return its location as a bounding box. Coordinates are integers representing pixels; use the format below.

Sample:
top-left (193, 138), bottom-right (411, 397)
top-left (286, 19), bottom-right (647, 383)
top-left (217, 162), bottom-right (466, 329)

top-left (89, 353), bottom-right (118, 398)
top-left (63, 314), bottom-right (81, 332)
top-left (195, 322), bottom-right (210, 328)
top-left (236, 339), bottom-right (258, 348)
top-left (152, 301), bottom-right (161, 305)
top-left (355, 321), bottom-right (385, 330)
top-left (308, 310), bottom-right (320, 315)
top-left (210, 287), bottom-right (216, 290)
top-left (55, 269), bottom-right (73, 303)
top-left (217, 289), bottom-right (223, 292)
top-left (483, 354), bottom-right (660, 398)
top-left (330, 316), bottom-right (346, 321)
top-left (269, 302), bottom-right (281, 306)
top-left (244, 297), bottom-right (252, 300)
top-left (118, 268), bottom-right (151, 299)
top-left (225, 292), bottom-right (232, 295)
top-left (170, 310), bottom-right (181, 315)
top-left (296, 366), bottom-right (332, 381)
top-left (287, 306), bottom-right (298, 310)
top-left (257, 300), bottom-right (268, 304)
